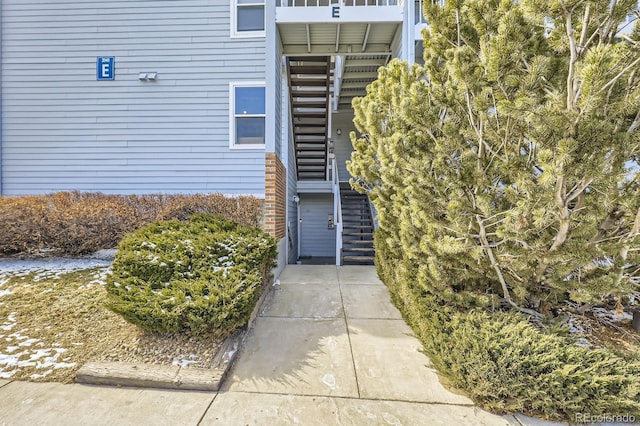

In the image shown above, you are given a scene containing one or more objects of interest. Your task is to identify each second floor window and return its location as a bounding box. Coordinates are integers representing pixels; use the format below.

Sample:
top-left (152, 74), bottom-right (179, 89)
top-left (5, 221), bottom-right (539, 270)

top-left (233, 0), bottom-right (265, 37)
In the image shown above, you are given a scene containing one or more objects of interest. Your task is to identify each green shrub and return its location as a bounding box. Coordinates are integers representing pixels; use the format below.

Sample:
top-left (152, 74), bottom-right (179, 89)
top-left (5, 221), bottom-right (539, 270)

top-left (375, 233), bottom-right (640, 421)
top-left (0, 192), bottom-right (263, 256)
top-left (106, 214), bottom-right (277, 336)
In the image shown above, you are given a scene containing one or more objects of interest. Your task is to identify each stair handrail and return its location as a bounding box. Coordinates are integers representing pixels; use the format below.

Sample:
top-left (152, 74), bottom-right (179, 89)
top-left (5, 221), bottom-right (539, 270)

top-left (351, 176), bottom-right (379, 231)
top-left (332, 157), bottom-right (343, 266)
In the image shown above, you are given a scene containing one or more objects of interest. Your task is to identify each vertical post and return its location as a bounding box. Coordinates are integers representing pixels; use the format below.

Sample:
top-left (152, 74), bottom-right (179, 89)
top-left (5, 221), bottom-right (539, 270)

top-left (406, 0), bottom-right (415, 64)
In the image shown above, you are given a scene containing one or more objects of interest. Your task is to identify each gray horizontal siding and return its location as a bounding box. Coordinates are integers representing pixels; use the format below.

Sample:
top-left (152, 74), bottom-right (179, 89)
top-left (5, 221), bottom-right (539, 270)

top-left (332, 112), bottom-right (357, 182)
top-left (1, 0), bottom-right (266, 195)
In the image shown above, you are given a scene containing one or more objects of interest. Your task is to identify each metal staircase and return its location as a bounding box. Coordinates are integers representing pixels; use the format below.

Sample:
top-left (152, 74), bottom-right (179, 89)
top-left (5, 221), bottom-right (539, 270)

top-left (286, 56), bottom-right (332, 180)
top-left (340, 182), bottom-right (375, 265)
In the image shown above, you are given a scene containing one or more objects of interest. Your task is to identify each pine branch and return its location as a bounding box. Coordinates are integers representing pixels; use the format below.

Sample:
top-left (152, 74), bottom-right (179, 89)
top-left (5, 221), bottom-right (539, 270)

top-left (564, 6), bottom-right (579, 111)
top-left (476, 215), bottom-right (514, 305)
top-left (577, 3), bottom-right (591, 56)
top-left (600, 56), bottom-right (640, 94)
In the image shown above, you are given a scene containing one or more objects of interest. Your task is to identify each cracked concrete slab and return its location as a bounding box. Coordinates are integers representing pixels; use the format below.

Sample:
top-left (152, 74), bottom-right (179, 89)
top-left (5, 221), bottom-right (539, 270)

top-left (347, 318), bottom-right (473, 405)
top-left (201, 391), bottom-right (516, 426)
top-left (260, 283), bottom-right (343, 318)
top-left (0, 381), bottom-right (214, 426)
top-left (279, 265), bottom-right (339, 285)
top-left (223, 317), bottom-right (358, 398)
top-left (341, 284), bottom-right (403, 320)
top-left (337, 266), bottom-right (384, 285)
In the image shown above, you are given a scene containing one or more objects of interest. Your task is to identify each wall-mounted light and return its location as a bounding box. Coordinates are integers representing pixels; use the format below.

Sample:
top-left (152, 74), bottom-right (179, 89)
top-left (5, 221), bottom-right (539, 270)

top-left (336, 128), bottom-right (342, 135)
top-left (138, 72), bottom-right (158, 81)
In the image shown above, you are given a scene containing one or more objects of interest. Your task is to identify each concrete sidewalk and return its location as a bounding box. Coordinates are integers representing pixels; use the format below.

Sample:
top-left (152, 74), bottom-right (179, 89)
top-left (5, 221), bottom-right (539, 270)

top-left (0, 266), bottom-right (566, 426)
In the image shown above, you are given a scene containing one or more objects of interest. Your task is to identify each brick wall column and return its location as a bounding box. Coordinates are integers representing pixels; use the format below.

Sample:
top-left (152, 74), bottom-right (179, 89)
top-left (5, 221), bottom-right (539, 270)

top-left (265, 153), bottom-right (286, 239)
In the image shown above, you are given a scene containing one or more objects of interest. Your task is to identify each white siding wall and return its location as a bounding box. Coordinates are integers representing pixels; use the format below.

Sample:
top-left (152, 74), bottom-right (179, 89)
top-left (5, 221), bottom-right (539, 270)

top-left (1, 0), bottom-right (266, 195)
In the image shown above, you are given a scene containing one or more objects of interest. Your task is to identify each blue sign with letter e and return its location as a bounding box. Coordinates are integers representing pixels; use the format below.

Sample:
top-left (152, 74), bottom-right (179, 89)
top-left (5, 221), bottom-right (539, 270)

top-left (96, 57), bottom-right (115, 80)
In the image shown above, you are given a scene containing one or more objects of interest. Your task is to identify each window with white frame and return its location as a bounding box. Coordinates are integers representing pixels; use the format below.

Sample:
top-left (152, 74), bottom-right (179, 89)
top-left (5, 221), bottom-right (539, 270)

top-left (230, 82), bottom-right (266, 148)
top-left (232, 0), bottom-right (265, 37)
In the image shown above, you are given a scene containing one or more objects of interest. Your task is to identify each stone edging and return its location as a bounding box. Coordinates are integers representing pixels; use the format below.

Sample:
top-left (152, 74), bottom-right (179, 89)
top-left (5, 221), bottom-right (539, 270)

top-left (75, 277), bottom-right (274, 391)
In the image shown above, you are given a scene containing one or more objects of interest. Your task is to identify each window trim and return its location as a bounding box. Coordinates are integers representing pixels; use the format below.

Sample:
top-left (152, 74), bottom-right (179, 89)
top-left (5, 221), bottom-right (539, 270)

top-left (229, 81), bottom-right (267, 150)
top-left (230, 0), bottom-right (266, 39)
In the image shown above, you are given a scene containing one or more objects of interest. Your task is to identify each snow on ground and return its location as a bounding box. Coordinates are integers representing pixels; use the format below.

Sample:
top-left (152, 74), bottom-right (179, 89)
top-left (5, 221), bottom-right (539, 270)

top-left (0, 319), bottom-right (78, 379)
top-left (0, 252), bottom-right (115, 378)
top-left (0, 257), bottom-right (113, 283)
top-left (0, 250), bottom-right (115, 288)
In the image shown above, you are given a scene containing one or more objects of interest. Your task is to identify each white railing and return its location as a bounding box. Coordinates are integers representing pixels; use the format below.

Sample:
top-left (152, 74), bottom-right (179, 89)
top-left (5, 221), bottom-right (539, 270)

top-left (332, 156), bottom-right (343, 265)
top-left (278, 0), bottom-right (401, 6)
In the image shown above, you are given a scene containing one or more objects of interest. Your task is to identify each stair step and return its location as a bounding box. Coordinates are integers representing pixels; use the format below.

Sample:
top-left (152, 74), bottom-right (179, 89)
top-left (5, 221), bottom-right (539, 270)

top-left (297, 156), bottom-right (326, 161)
top-left (290, 78), bottom-right (329, 86)
top-left (293, 111), bottom-right (328, 118)
top-left (343, 247), bottom-right (375, 253)
top-left (292, 91), bottom-right (328, 98)
top-left (343, 225), bottom-right (373, 230)
top-left (294, 122), bottom-right (327, 128)
top-left (298, 165), bottom-right (326, 170)
top-left (292, 101), bottom-right (328, 108)
top-left (342, 240), bottom-right (373, 247)
top-left (342, 232), bottom-right (373, 237)
top-left (295, 132), bottom-right (326, 138)
top-left (289, 65), bottom-right (329, 75)
top-left (343, 256), bottom-right (375, 263)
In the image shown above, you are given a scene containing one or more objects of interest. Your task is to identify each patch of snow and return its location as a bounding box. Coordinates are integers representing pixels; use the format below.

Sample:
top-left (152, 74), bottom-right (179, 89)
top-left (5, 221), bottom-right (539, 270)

top-left (30, 370), bottom-right (53, 379)
top-left (568, 318), bottom-right (585, 334)
top-left (592, 307), bottom-right (633, 321)
top-left (0, 370), bottom-right (17, 379)
top-left (0, 257), bottom-right (112, 283)
top-left (0, 326), bottom-right (76, 377)
top-left (0, 313), bottom-right (17, 331)
top-left (172, 358), bottom-right (199, 367)
top-left (0, 289), bottom-right (12, 298)
top-left (18, 338), bottom-right (39, 347)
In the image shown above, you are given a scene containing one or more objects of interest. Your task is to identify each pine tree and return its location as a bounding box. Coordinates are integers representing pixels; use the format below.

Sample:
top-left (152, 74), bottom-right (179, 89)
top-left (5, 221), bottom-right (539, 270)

top-left (349, 0), bottom-right (640, 315)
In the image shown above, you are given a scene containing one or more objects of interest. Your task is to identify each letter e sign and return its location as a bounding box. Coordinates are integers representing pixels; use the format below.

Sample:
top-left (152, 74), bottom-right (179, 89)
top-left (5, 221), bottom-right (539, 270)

top-left (97, 57), bottom-right (115, 80)
top-left (332, 6), bottom-right (340, 18)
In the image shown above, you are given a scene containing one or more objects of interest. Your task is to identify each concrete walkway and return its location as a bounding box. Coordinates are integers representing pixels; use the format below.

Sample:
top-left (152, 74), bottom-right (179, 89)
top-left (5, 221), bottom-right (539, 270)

top-left (0, 266), bottom-right (567, 425)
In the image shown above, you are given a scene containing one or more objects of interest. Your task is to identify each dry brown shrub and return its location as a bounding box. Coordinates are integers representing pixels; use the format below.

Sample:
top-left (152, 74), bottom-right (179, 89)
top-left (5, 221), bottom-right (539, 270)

top-left (0, 192), bottom-right (264, 256)
top-left (157, 194), bottom-right (263, 227)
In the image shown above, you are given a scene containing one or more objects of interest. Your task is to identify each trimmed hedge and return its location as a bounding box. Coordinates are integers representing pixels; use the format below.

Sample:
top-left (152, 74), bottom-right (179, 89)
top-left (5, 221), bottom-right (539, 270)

top-left (106, 214), bottom-right (277, 336)
top-left (0, 192), bottom-right (263, 256)
top-left (375, 230), bottom-right (640, 421)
